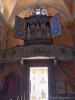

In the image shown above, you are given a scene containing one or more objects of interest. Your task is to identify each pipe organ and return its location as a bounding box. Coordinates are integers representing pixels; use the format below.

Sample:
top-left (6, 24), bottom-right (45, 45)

top-left (15, 14), bottom-right (53, 44)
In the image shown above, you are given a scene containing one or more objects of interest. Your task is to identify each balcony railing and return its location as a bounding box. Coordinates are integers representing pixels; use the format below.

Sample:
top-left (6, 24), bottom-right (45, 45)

top-left (24, 39), bottom-right (53, 45)
top-left (0, 44), bottom-right (74, 63)
top-left (0, 96), bottom-right (75, 100)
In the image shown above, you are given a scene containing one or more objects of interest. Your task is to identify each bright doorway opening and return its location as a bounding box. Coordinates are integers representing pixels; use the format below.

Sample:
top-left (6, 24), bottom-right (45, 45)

top-left (30, 67), bottom-right (48, 100)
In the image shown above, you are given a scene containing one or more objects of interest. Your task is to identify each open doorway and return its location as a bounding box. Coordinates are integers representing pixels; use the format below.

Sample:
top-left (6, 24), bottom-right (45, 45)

top-left (30, 67), bottom-right (48, 100)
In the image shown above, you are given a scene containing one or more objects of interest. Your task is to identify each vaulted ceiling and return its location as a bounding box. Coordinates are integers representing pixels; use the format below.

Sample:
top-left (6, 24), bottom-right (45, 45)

top-left (0, 0), bottom-right (75, 28)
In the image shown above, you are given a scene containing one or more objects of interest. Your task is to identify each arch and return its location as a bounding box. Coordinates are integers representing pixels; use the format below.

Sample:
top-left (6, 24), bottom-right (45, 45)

top-left (8, 3), bottom-right (72, 22)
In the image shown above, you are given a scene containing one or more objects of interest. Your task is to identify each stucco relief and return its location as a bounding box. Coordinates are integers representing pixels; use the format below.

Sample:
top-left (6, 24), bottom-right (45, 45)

top-left (0, 45), bottom-right (74, 63)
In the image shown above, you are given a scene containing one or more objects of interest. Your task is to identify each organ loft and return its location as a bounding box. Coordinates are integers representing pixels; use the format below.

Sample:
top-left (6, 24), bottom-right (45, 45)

top-left (15, 8), bottom-right (55, 44)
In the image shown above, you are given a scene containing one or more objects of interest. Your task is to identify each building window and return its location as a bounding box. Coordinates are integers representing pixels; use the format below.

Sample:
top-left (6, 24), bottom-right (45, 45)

top-left (32, 8), bottom-right (48, 16)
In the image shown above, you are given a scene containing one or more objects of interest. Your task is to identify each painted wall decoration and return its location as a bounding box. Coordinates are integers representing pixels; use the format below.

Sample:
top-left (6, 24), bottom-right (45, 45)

top-left (0, 62), bottom-right (23, 96)
top-left (2, 73), bottom-right (21, 96)
top-left (50, 14), bottom-right (62, 38)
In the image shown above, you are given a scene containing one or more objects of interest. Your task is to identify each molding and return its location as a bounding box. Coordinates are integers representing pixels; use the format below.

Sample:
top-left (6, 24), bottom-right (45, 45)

top-left (0, 45), bottom-right (74, 63)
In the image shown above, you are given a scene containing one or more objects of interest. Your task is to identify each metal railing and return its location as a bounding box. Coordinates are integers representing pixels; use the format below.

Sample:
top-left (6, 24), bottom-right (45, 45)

top-left (0, 96), bottom-right (75, 100)
top-left (0, 94), bottom-right (25, 100)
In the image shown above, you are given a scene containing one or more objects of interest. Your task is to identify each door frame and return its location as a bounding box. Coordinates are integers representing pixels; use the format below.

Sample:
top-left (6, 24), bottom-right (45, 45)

top-left (23, 59), bottom-right (56, 100)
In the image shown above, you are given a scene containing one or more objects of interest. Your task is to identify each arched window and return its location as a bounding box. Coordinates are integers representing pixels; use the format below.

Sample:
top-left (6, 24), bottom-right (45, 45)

top-left (32, 8), bottom-right (48, 16)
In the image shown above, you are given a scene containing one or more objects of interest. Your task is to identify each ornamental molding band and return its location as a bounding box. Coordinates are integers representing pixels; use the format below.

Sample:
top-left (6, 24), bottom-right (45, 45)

top-left (0, 45), bottom-right (74, 63)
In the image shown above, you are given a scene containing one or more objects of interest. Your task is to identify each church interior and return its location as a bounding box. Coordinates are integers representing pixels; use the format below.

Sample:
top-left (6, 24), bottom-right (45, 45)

top-left (0, 0), bottom-right (75, 100)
